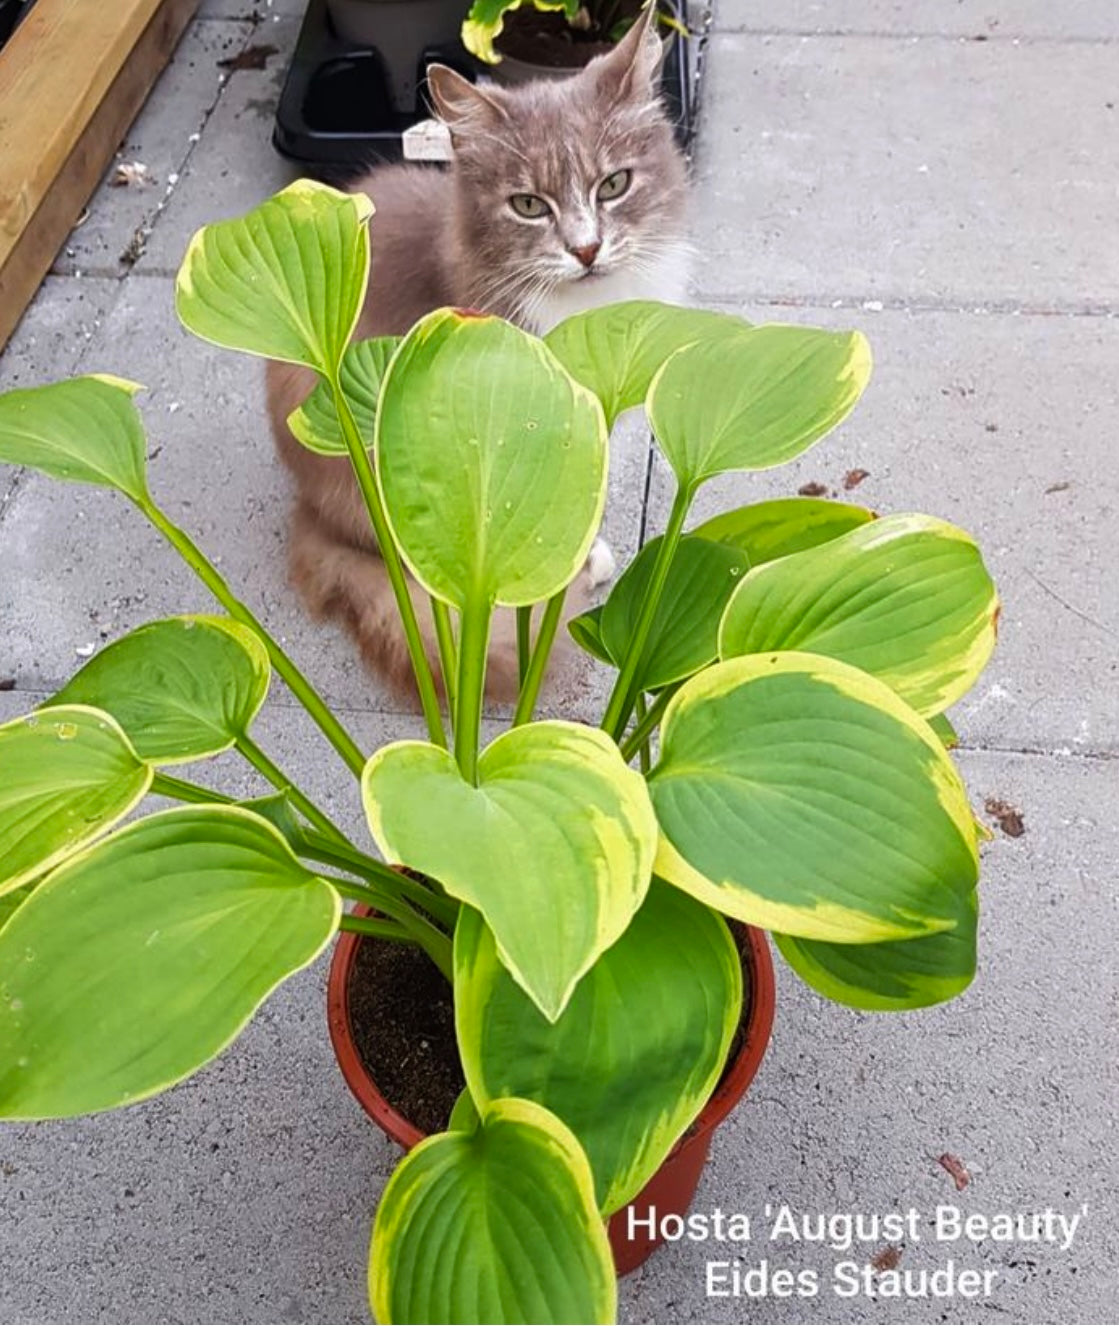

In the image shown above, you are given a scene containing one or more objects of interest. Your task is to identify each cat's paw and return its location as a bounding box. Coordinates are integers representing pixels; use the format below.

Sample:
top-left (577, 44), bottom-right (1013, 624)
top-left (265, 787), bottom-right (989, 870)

top-left (587, 536), bottom-right (617, 587)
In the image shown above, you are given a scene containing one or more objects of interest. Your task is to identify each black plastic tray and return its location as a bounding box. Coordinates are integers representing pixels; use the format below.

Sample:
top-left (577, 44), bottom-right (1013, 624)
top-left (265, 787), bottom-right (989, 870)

top-left (273, 0), bottom-right (695, 174)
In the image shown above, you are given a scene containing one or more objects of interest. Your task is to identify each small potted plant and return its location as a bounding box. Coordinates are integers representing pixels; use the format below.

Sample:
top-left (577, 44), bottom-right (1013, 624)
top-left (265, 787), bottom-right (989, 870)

top-left (0, 181), bottom-right (997, 1324)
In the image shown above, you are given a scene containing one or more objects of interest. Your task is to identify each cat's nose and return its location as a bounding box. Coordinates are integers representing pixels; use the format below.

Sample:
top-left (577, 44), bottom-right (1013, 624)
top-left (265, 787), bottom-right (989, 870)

top-left (569, 240), bottom-right (601, 269)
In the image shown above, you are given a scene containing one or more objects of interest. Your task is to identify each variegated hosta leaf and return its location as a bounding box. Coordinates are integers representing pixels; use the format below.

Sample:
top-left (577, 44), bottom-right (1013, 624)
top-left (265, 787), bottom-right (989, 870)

top-left (286, 336), bottom-right (400, 454)
top-left (363, 720), bottom-right (656, 1021)
top-left (369, 1098), bottom-right (615, 1324)
top-left (0, 706), bottom-right (151, 897)
top-left (461, 0), bottom-right (581, 63)
top-left (175, 179), bottom-right (372, 375)
top-left (718, 513), bottom-right (998, 716)
top-left (47, 616), bottom-right (270, 764)
top-left (648, 653), bottom-right (979, 944)
top-left (775, 889), bottom-right (978, 1011)
top-left (0, 807), bottom-right (340, 1119)
top-left (648, 324), bottom-right (872, 488)
top-left (691, 495), bottom-right (874, 566)
top-left (455, 880), bottom-right (742, 1214)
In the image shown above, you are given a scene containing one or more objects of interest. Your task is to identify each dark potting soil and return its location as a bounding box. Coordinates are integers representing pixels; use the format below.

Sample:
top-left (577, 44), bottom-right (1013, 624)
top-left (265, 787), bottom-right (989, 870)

top-left (495, 0), bottom-right (650, 69)
top-left (347, 921), bottom-right (756, 1140)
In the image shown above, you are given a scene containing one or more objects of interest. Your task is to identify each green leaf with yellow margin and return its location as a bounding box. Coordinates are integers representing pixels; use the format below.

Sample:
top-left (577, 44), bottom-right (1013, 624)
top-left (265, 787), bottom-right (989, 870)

top-left (0, 806), bottom-right (340, 1119)
top-left (47, 616), bottom-right (270, 765)
top-left (718, 513), bottom-right (998, 717)
top-left (0, 706), bottom-right (151, 898)
top-left (287, 337), bottom-right (400, 454)
top-left (462, 0), bottom-right (580, 63)
top-left (648, 654), bottom-right (979, 943)
top-left (363, 721), bottom-right (657, 1021)
top-left (454, 880), bottom-right (741, 1214)
top-left (691, 495), bottom-right (874, 566)
top-left (174, 179), bottom-right (372, 375)
top-left (375, 309), bottom-right (607, 610)
top-left (369, 1097), bottom-right (615, 1324)
top-left (775, 889), bottom-right (978, 1011)
top-left (648, 325), bottom-right (872, 488)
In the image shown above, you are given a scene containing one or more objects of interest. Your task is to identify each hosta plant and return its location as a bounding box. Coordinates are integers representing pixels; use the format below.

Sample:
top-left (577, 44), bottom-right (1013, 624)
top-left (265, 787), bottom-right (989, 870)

top-left (462, 0), bottom-right (685, 66)
top-left (0, 180), bottom-right (998, 1324)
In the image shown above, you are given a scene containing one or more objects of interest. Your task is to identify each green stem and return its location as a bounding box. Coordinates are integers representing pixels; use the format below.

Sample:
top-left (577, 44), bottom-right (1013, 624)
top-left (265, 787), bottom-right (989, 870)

top-left (330, 379), bottom-right (446, 749)
top-left (513, 591), bottom-right (565, 727)
top-left (138, 499), bottom-right (367, 777)
top-left (516, 606), bottom-right (532, 688)
top-left (454, 596), bottom-right (491, 783)
top-left (620, 685), bottom-right (674, 763)
top-left (297, 833), bottom-right (460, 930)
top-left (601, 482), bottom-right (693, 740)
top-left (430, 598), bottom-right (458, 718)
top-left (340, 913), bottom-right (453, 979)
top-left (633, 692), bottom-right (651, 773)
top-left (338, 915), bottom-right (412, 944)
top-left (151, 771), bottom-right (234, 805)
top-left (235, 732), bottom-right (347, 844)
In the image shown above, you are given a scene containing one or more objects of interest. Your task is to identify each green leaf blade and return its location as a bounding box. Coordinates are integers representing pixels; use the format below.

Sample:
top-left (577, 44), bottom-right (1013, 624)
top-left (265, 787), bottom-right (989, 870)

top-left (0, 375), bottom-right (149, 502)
top-left (47, 616), bottom-right (270, 764)
top-left (175, 179), bottom-right (372, 375)
top-left (287, 336), bottom-right (400, 454)
top-left (0, 705), bottom-right (152, 897)
top-left (455, 880), bottom-right (742, 1214)
top-left (648, 654), bottom-right (979, 943)
top-left (718, 513), bottom-right (999, 716)
top-left (691, 495), bottom-right (875, 565)
top-left (362, 721), bottom-right (657, 1020)
top-left (370, 1097), bottom-right (615, 1325)
top-left (0, 806), bottom-right (340, 1119)
top-left (375, 309), bottom-right (608, 609)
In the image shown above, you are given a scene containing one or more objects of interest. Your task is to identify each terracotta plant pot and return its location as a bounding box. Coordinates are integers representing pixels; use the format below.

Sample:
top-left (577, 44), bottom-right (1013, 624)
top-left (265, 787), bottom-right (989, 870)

top-left (328, 913), bottom-right (776, 1276)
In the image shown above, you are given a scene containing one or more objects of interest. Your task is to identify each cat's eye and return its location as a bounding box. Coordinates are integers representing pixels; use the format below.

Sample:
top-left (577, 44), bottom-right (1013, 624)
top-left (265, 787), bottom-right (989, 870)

top-left (597, 169), bottom-right (632, 202)
top-left (510, 193), bottom-right (551, 220)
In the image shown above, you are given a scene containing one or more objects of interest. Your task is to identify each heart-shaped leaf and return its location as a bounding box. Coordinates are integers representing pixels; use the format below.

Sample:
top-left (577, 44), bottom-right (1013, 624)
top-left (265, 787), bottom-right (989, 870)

top-left (718, 514), bottom-right (998, 716)
top-left (287, 336), bottom-right (400, 454)
top-left (648, 654), bottom-right (979, 943)
top-left (0, 375), bottom-right (149, 503)
top-left (175, 179), bottom-right (372, 375)
top-left (375, 309), bottom-right (607, 609)
top-left (0, 706), bottom-right (151, 897)
top-left (545, 301), bottom-right (748, 428)
top-left (363, 720), bottom-right (656, 1020)
top-left (370, 1097), bottom-right (614, 1325)
top-left (455, 880), bottom-right (742, 1214)
top-left (648, 325), bottom-right (872, 488)
top-left (775, 889), bottom-right (978, 1011)
top-left (600, 535), bottom-right (747, 691)
top-left (47, 616), bottom-right (270, 764)
top-left (0, 806), bottom-right (339, 1119)
top-left (691, 496), bottom-right (875, 566)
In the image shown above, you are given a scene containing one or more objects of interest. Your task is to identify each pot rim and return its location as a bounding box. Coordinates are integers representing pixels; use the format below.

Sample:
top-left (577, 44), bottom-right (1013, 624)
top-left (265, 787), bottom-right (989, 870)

top-left (328, 905), bottom-right (776, 1154)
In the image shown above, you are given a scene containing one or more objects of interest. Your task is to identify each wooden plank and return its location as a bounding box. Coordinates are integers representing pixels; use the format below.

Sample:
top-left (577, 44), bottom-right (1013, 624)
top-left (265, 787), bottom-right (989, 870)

top-left (0, 0), bottom-right (200, 351)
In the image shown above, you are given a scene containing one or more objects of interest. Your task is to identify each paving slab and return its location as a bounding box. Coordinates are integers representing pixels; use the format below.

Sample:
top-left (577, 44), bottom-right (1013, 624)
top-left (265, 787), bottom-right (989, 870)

top-left (712, 0), bottom-right (1119, 40)
top-left (643, 301), bottom-right (1119, 755)
top-left (51, 19), bottom-right (254, 278)
top-left (692, 33), bottom-right (1119, 307)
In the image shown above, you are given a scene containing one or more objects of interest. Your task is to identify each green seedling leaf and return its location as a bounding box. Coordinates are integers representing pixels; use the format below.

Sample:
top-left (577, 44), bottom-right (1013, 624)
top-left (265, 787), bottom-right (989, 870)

top-left (47, 616), bottom-right (270, 765)
top-left (0, 375), bottom-right (149, 503)
top-left (600, 535), bottom-right (747, 691)
top-left (287, 336), bottom-right (400, 454)
top-left (455, 880), bottom-right (741, 1214)
top-left (567, 603), bottom-right (612, 664)
top-left (376, 309), bottom-right (607, 609)
top-left (0, 807), bottom-right (339, 1119)
top-left (175, 179), bottom-right (372, 375)
top-left (363, 720), bottom-right (656, 1021)
top-left (691, 495), bottom-right (874, 565)
top-left (718, 514), bottom-right (998, 716)
top-left (0, 706), bottom-right (151, 897)
top-left (648, 654), bottom-right (979, 943)
top-left (545, 301), bottom-right (747, 428)
top-left (775, 889), bottom-right (978, 1011)
top-left (462, 0), bottom-right (580, 63)
top-left (369, 1098), bottom-right (615, 1325)
top-left (648, 324), bottom-right (872, 488)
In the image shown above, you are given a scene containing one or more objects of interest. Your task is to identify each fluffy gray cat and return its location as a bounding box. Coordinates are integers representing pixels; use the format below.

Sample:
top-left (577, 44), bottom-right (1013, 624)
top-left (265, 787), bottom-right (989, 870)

top-left (266, 7), bottom-right (689, 700)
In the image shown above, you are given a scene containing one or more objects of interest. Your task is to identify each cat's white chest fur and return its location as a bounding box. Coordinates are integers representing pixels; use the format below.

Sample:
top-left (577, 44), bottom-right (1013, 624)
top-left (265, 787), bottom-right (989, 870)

top-left (527, 243), bottom-right (692, 335)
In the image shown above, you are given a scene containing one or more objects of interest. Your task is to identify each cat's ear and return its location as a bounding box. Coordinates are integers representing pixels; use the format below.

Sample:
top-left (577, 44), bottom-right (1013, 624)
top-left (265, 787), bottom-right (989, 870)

top-left (587, 2), bottom-right (665, 102)
top-left (426, 63), bottom-right (508, 139)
